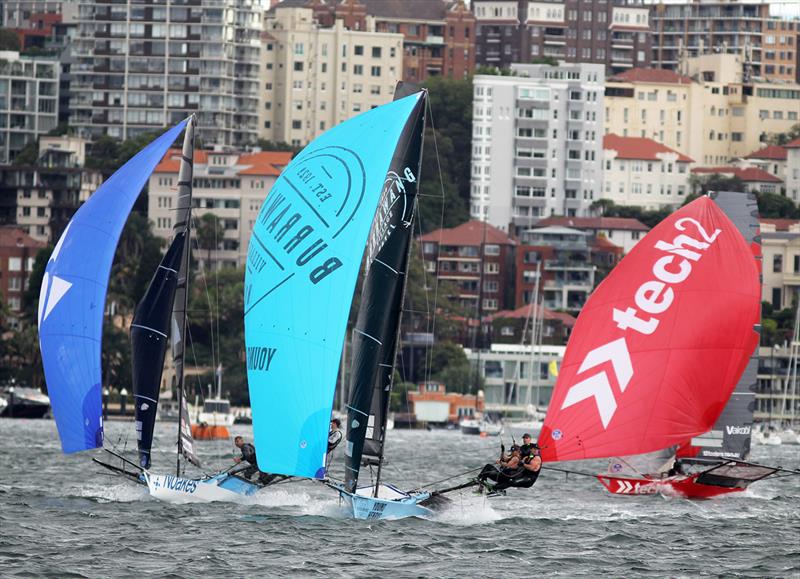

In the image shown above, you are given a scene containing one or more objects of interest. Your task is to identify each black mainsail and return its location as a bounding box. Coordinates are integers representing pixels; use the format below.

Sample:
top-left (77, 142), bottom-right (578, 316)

top-left (131, 233), bottom-right (186, 469)
top-left (344, 89), bottom-right (426, 494)
top-left (172, 116), bottom-right (200, 471)
top-left (682, 190), bottom-right (761, 461)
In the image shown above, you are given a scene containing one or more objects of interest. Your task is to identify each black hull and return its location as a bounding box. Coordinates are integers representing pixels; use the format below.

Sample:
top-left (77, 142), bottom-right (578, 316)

top-left (1, 403), bottom-right (50, 419)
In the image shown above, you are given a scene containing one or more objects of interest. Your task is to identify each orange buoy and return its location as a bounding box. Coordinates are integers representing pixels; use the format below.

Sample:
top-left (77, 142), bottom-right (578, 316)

top-left (191, 424), bottom-right (230, 440)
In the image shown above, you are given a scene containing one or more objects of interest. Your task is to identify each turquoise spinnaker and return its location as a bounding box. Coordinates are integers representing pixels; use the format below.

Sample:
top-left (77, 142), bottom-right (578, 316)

top-left (38, 121), bottom-right (187, 454)
top-left (244, 92), bottom-right (424, 479)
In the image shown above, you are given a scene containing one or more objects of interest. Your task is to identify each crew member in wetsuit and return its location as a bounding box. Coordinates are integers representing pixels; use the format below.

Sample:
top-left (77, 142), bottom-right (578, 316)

top-left (519, 433), bottom-right (534, 456)
top-left (514, 443), bottom-right (542, 488)
top-left (477, 445), bottom-right (522, 490)
top-left (234, 436), bottom-right (277, 485)
top-left (328, 418), bottom-right (343, 452)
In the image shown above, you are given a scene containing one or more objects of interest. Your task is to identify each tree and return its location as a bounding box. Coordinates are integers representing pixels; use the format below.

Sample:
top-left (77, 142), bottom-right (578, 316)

top-left (416, 130), bottom-right (468, 232)
top-left (194, 213), bottom-right (225, 270)
top-left (0, 29), bottom-right (20, 51)
top-left (255, 139), bottom-right (301, 155)
top-left (12, 141), bottom-right (39, 165)
top-left (85, 135), bottom-right (121, 172)
top-left (690, 173), bottom-right (745, 196)
top-left (474, 65), bottom-right (518, 76)
top-left (108, 212), bottom-right (166, 315)
top-left (589, 199), bottom-right (616, 216)
top-left (765, 123), bottom-right (800, 146)
top-left (757, 191), bottom-right (798, 219)
top-left (426, 340), bottom-right (481, 394)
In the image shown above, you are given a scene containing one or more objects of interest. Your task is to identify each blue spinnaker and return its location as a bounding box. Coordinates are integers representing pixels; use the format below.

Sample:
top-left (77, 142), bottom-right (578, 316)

top-left (244, 93), bottom-right (424, 479)
top-left (38, 120), bottom-right (187, 454)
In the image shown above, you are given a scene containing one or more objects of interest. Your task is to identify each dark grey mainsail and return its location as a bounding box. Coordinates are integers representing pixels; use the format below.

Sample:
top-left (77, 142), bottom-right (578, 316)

top-left (344, 89), bottom-right (427, 494)
top-left (172, 116), bottom-right (200, 470)
top-left (131, 233), bottom-right (185, 469)
top-left (685, 191), bottom-right (761, 460)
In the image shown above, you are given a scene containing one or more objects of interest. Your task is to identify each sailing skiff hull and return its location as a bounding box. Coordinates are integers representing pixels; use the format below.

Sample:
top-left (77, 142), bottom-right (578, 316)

top-left (335, 483), bottom-right (433, 520)
top-left (144, 471), bottom-right (261, 504)
top-left (596, 474), bottom-right (746, 499)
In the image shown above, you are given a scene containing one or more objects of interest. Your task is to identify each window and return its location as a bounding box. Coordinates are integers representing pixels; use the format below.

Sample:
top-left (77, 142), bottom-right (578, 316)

top-left (8, 257), bottom-right (21, 271)
top-left (484, 244), bottom-right (500, 256)
top-left (292, 120), bottom-right (302, 129)
top-left (774, 254), bottom-right (783, 273)
top-left (353, 64), bottom-right (363, 75)
top-left (372, 46), bottom-right (381, 58)
top-left (354, 45), bottom-right (364, 56)
top-left (371, 66), bottom-right (381, 76)
top-left (293, 62), bottom-right (303, 71)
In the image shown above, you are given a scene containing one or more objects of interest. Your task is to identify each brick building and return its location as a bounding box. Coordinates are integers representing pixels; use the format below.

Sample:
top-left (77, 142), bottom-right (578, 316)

top-left (279, 0), bottom-right (476, 82)
top-left (471, 0), bottom-right (651, 75)
top-left (419, 220), bottom-right (517, 316)
top-left (0, 226), bottom-right (45, 328)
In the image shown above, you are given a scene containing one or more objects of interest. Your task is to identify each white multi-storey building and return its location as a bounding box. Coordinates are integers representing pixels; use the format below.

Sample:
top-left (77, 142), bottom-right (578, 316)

top-left (602, 134), bottom-right (694, 210)
top-left (70, 0), bottom-right (266, 146)
top-left (260, 5), bottom-right (404, 147)
top-left (471, 62), bottom-right (605, 234)
top-left (148, 149), bottom-right (293, 269)
top-left (0, 51), bottom-right (59, 163)
top-left (786, 139), bottom-right (800, 202)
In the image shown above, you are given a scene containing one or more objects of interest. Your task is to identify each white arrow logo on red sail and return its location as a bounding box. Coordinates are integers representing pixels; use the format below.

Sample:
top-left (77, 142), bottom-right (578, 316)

top-left (617, 480), bottom-right (633, 493)
top-left (560, 337), bottom-right (633, 429)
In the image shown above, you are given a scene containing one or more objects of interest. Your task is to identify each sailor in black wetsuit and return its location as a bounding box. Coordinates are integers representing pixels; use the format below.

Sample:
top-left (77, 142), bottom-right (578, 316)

top-left (477, 443), bottom-right (542, 492)
top-left (477, 445), bottom-right (522, 490)
top-left (234, 435), bottom-right (278, 485)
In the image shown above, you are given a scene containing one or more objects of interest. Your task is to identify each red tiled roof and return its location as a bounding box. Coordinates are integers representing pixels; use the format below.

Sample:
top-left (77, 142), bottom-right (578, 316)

top-left (592, 235), bottom-right (623, 251)
top-left (0, 226), bottom-right (46, 249)
top-left (604, 134), bottom-right (694, 163)
top-left (536, 216), bottom-right (649, 232)
top-left (237, 151), bottom-right (293, 175)
top-left (418, 220), bottom-right (517, 246)
top-left (691, 166), bottom-right (783, 183)
top-left (153, 149), bottom-right (292, 176)
top-left (785, 138), bottom-right (800, 149)
top-left (759, 218), bottom-right (799, 232)
top-left (488, 304), bottom-right (576, 327)
top-left (609, 68), bottom-right (694, 85)
top-left (744, 145), bottom-right (788, 161)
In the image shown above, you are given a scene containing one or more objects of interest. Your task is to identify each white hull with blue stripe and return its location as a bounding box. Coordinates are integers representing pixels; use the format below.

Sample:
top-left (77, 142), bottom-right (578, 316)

top-left (144, 471), bottom-right (261, 504)
top-left (335, 483), bottom-right (433, 520)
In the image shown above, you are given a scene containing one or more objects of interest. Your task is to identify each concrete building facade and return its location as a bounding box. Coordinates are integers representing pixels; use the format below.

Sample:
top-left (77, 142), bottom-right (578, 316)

top-left (0, 51), bottom-right (59, 164)
top-left (260, 5), bottom-right (404, 146)
top-left (605, 56), bottom-right (800, 167)
top-left (0, 226), bottom-right (45, 328)
top-left (602, 134), bottom-right (694, 210)
top-left (471, 0), bottom-right (651, 75)
top-left (70, 0), bottom-right (266, 146)
top-left (471, 63), bottom-right (604, 233)
top-left (148, 148), bottom-right (293, 269)
top-left (786, 139), bottom-right (800, 203)
top-left (650, 0), bottom-right (798, 83)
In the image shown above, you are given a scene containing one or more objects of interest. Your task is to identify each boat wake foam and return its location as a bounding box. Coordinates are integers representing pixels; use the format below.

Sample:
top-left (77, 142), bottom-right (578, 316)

top-left (76, 482), bottom-right (149, 503)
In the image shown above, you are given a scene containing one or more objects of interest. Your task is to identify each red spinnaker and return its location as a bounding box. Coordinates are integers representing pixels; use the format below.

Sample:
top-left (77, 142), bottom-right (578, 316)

top-left (540, 197), bottom-right (760, 463)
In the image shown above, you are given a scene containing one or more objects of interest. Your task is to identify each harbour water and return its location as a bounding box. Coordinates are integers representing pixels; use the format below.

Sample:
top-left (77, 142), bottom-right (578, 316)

top-left (1, 418), bottom-right (798, 577)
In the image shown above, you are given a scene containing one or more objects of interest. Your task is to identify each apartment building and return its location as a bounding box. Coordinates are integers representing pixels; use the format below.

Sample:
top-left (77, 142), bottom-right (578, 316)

top-left (0, 136), bottom-right (101, 243)
top-left (602, 134), bottom-right (694, 210)
top-left (260, 5), bottom-right (403, 146)
top-left (650, 0), bottom-right (798, 83)
top-left (485, 304), bottom-right (575, 346)
top-left (760, 218), bottom-right (800, 310)
top-left (472, 63), bottom-right (604, 232)
top-left (148, 149), bottom-right (293, 269)
top-left (70, 0), bottom-right (266, 146)
top-left (534, 215), bottom-right (648, 254)
top-left (691, 166), bottom-right (783, 195)
top-left (418, 220), bottom-right (517, 316)
top-left (289, 0), bottom-right (476, 83)
top-left (0, 51), bottom-right (59, 164)
top-left (472, 0), bottom-right (651, 75)
top-left (605, 54), bottom-right (800, 167)
top-left (740, 144), bottom-right (789, 182)
top-left (0, 226), bottom-right (45, 328)
top-left (465, 343), bottom-right (565, 411)
top-left (787, 139), bottom-right (800, 202)
top-left (518, 226), bottom-right (595, 313)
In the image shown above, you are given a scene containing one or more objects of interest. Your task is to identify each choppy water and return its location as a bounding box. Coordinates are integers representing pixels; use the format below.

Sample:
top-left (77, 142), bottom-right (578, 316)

top-left (1, 418), bottom-right (798, 577)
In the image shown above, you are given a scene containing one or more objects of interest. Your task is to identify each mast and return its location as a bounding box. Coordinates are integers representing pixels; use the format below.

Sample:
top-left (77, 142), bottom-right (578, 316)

top-left (343, 88), bottom-right (427, 494)
top-left (173, 115), bottom-right (196, 476)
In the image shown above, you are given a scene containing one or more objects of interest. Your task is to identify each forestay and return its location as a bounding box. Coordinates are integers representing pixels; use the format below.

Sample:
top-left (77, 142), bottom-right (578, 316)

top-left (38, 121), bottom-right (187, 454)
top-left (244, 93), bottom-right (426, 479)
top-left (540, 196), bottom-right (761, 463)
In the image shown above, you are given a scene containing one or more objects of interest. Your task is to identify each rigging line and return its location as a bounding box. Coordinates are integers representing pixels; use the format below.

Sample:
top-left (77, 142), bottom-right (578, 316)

top-left (214, 214), bottom-right (221, 400)
top-left (415, 465), bottom-right (485, 490)
top-left (191, 212), bottom-right (218, 394)
top-left (422, 96), bottom-right (448, 388)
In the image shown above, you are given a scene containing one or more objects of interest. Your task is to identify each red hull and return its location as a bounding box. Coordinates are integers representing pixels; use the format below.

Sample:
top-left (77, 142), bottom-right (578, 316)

top-left (596, 474), bottom-right (747, 499)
